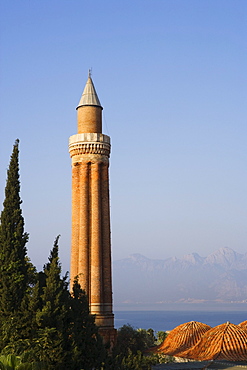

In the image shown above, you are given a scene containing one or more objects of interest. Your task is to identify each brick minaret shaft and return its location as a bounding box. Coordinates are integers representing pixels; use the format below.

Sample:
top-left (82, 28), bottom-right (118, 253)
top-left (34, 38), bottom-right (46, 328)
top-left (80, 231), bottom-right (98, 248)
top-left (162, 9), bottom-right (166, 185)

top-left (69, 73), bottom-right (116, 343)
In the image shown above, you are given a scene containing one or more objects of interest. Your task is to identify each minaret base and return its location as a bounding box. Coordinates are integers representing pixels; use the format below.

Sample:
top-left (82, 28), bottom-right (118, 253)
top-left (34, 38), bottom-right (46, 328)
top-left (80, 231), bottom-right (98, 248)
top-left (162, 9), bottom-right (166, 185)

top-left (98, 327), bottom-right (117, 349)
top-left (94, 313), bottom-right (117, 347)
top-left (94, 312), bottom-right (114, 327)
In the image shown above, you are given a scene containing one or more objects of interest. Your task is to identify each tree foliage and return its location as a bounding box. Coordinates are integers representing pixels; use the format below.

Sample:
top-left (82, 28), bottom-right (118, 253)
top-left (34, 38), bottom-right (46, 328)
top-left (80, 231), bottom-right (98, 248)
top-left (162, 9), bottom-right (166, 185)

top-left (0, 354), bottom-right (46, 370)
top-left (0, 140), bottom-right (29, 310)
top-left (156, 331), bottom-right (168, 344)
top-left (69, 278), bottom-right (107, 370)
top-left (0, 140), bottom-right (33, 349)
top-left (0, 142), bottom-right (173, 370)
top-left (113, 324), bottom-right (156, 357)
top-left (0, 142), bottom-right (107, 369)
top-left (111, 325), bottom-right (174, 369)
top-left (33, 236), bottom-right (71, 369)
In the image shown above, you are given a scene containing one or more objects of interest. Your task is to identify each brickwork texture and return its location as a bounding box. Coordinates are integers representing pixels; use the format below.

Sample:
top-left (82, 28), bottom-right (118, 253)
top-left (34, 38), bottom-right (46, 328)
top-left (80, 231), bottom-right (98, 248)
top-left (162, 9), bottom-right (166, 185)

top-left (69, 77), bottom-right (116, 345)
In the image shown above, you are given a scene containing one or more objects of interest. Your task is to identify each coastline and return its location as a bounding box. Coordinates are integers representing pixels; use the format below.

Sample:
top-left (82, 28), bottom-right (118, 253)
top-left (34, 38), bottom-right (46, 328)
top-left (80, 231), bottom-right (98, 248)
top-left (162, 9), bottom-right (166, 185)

top-left (114, 308), bottom-right (247, 331)
top-left (114, 302), bottom-right (247, 312)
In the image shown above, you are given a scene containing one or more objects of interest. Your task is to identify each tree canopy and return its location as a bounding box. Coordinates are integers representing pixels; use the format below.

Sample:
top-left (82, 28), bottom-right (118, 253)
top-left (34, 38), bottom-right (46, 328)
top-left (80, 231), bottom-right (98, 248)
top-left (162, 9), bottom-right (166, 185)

top-left (0, 140), bottom-right (31, 349)
top-left (0, 141), bottom-right (173, 369)
top-left (0, 142), bottom-right (107, 369)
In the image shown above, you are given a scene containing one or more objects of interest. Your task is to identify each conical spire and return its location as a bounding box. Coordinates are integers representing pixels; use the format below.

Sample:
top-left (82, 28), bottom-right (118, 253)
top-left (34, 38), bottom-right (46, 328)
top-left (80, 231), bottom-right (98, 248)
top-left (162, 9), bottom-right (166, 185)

top-left (77, 71), bottom-right (102, 109)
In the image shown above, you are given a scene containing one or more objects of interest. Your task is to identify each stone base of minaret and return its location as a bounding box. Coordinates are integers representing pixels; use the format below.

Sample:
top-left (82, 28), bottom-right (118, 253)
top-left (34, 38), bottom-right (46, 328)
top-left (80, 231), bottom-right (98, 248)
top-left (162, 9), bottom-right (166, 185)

top-left (94, 313), bottom-right (117, 348)
top-left (98, 327), bottom-right (117, 349)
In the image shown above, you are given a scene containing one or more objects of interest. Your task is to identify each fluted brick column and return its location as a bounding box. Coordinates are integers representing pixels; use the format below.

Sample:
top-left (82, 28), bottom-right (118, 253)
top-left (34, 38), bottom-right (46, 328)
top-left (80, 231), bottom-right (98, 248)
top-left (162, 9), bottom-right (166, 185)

top-left (70, 162), bottom-right (80, 282)
top-left (101, 162), bottom-right (113, 313)
top-left (69, 74), bottom-right (116, 346)
top-left (78, 162), bottom-right (90, 294)
top-left (90, 161), bottom-right (102, 314)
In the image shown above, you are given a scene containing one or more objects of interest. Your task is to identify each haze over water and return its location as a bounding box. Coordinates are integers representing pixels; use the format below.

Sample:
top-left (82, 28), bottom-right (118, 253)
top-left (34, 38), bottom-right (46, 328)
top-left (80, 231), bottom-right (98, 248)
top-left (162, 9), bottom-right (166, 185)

top-left (114, 309), bottom-right (247, 332)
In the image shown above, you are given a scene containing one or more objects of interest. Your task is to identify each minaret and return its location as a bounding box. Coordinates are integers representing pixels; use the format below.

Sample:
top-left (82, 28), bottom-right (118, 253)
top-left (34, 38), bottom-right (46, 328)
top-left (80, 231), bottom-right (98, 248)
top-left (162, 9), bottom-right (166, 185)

top-left (69, 72), bottom-right (116, 344)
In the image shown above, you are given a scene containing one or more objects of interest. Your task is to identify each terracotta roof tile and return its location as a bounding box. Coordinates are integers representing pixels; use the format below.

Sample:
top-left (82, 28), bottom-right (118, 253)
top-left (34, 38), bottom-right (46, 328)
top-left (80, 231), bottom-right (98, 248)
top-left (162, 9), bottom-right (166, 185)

top-left (239, 320), bottom-right (247, 329)
top-left (155, 321), bottom-right (211, 356)
top-left (180, 322), bottom-right (247, 361)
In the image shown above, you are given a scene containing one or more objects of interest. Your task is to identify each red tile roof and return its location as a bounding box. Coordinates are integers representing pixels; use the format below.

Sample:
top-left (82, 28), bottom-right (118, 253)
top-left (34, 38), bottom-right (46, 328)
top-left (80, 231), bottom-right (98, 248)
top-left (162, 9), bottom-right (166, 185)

top-left (239, 320), bottom-right (247, 329)
top-left (180, 322), bottom-right (247, 361)
top-left (156, 321), bottom-right (211, 356)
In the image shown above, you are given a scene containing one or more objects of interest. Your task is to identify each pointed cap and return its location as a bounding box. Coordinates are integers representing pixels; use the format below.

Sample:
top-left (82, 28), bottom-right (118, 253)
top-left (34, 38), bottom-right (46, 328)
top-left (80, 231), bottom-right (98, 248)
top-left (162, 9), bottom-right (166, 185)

top-left (76, 71), bottom-right (102, 110)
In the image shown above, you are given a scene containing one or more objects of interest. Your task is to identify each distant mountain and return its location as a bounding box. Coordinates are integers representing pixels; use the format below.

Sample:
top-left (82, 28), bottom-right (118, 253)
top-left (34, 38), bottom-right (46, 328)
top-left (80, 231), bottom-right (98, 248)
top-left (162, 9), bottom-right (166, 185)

top-left (113, 247), bottom-right (247, 306)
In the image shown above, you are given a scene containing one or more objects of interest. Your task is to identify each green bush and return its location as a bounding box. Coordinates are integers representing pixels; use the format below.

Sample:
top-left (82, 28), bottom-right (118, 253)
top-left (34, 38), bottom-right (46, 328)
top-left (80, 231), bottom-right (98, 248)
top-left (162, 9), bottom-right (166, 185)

top-left (110, 325), bottom-right (174, 369)
top-left (0, 354), bottom-right (47, 370)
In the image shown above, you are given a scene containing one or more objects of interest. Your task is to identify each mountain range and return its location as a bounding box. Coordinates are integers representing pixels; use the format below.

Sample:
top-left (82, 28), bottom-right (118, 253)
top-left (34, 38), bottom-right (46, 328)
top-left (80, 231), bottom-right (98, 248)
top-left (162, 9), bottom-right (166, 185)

top-left (113, 247), bottom-right (247, 307)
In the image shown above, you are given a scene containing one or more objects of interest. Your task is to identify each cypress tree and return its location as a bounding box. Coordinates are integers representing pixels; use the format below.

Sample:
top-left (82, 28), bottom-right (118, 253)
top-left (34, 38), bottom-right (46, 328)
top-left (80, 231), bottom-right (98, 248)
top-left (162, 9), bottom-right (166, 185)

top-left (0, 142), bottom-right (108, 368)
top-left (35, 236), bottom-right (71, 369)
top-left (0, 140), bottom-right (30, 348)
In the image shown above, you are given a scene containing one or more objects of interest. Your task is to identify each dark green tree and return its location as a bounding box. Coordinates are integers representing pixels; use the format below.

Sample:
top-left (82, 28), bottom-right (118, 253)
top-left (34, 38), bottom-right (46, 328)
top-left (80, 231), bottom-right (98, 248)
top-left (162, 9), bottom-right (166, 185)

top-left (0, 142), bottom-right (110, 368)
top-left (69, 278), bottom-right (107, 370)
top-left (34, 236), bottom-right (71, 370)
top-left (0, 140), bottom-right (32, 349)
top-left (111, 326), bottom-right (173, 369)
top-left (156, 331), bottom-right (168, 344)
top-left (34, 238), bottom-right (107, 370)
top-left (113, 324), bottom-right (155, 358)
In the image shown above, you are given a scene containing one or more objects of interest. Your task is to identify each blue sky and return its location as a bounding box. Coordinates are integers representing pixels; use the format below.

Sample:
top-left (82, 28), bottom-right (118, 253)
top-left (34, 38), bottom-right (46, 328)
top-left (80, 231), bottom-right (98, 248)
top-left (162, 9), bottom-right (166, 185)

top-left (0, 0), bottom-right (246, 273)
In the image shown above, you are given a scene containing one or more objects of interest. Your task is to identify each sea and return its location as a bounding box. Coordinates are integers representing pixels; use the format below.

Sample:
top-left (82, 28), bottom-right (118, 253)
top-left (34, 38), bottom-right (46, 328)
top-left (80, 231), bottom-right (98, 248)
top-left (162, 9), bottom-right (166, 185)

top-left (114, 307), bottom-right (247, 332)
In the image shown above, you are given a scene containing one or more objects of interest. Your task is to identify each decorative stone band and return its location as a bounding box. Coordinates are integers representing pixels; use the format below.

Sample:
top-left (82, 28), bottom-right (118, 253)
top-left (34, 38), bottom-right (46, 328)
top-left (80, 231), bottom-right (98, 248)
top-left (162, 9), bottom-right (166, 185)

top-left (69, 133), bottom-right (111, 158)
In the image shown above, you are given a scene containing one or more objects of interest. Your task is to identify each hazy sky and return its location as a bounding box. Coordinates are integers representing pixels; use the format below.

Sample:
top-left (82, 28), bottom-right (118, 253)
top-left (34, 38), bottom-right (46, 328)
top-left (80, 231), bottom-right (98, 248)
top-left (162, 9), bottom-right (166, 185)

top-left (1, 0), bottom-right (246, 274)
